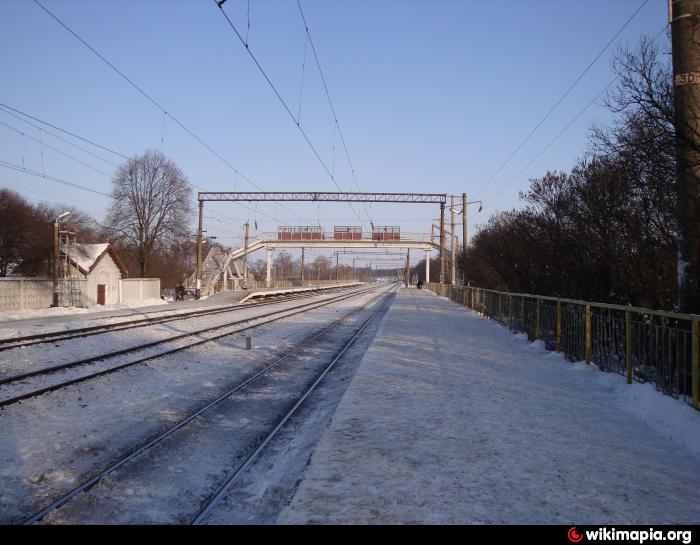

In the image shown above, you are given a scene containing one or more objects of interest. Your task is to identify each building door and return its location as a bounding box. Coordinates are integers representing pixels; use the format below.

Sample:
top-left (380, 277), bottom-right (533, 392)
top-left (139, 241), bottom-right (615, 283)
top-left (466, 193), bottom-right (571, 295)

top-left (97, 284), bottom-right (106, 305)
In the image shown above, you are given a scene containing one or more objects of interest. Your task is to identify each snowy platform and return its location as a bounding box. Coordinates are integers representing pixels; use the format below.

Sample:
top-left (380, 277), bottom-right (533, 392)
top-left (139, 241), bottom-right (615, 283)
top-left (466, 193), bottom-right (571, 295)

top-left (280, 288), bottom-right (700, 524)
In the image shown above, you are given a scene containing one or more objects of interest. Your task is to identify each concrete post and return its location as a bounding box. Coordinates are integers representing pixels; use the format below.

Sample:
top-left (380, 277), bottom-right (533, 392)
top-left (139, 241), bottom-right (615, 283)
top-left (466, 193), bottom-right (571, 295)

top-left (405, 249), bottom-right (410, 287)
top-left (243, 221), bottom-right (249, 286)
top-left (266, 247), bottom-right (273, 288)
top-left (671, 0), bottom-right (700, 313)
top-left (300, 248), bottom-right (305, 286)
top-left (425, 250), bottom-right (430, 283)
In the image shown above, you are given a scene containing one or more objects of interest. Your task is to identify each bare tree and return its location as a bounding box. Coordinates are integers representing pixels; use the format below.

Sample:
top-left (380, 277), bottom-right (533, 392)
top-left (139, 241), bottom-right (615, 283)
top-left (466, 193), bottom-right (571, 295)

top-left (0, 189), bottom-right (32, 276)
top-left (105, 150), bottom-right (193, 277)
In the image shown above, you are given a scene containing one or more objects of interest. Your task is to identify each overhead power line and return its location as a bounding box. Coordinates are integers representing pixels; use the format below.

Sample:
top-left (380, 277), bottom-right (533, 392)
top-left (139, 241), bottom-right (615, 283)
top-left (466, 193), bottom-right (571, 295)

top-left (0, 102), bottom-right (130, 161)
top-left (473, 0), bottom-right (650, 199)
top-left (0, 104), bottom-right (258, 227)
top-left (295, 0), bottom-right (372, 224)
top-left (484, 25), bottom-right (669, 207)
top-left (0, 119), bottom-right (113, 178)
top-left (31, 0), bottom-right (311, 226)
top-left (485, 78), bottom-right (618, 206)
top-left (0, 159), bottom-right (111, 197)
top-left (213, 0), bottom-right (365, 226)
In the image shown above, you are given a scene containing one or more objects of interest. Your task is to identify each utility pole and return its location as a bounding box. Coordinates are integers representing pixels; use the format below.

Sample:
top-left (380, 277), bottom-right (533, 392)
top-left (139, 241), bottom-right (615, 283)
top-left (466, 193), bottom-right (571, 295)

top-left (300, 247), bottom-right (305, 286)
top-left (336, 252), bottom-right (339, 282)
top-left (195, 201), bottom-right (203, 300)
top-left (450, 195), bottom-right (456, 286)
top-left (243, 221), bottom-right (249, 287)
top-left (52, 211), bottom-right (71, 307)
top-left (462, 192), bottom-right (468, 285)
top-left (671, 0), bottom-right (700, 312)
top-left (439, 202), bottom-right (445, 284)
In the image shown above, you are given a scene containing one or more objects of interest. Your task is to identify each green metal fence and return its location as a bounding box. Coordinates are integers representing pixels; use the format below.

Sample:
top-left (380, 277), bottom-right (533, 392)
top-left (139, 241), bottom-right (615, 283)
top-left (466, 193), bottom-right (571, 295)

top-left (426, 283), bottom-right (700, 409)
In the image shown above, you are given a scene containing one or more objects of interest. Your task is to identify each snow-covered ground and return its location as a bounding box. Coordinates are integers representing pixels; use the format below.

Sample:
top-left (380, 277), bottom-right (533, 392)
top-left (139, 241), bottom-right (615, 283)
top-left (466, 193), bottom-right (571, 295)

top-left (4, 285), bottom-right (698, 524)
top-left (0, 285), bottom-right (389, 523)
top-left (0, 287), bottom-right (372, 386)
top-left (0, 299), bottom-right (168, 323)
top-left (279, 288), bottom-right (700, 524)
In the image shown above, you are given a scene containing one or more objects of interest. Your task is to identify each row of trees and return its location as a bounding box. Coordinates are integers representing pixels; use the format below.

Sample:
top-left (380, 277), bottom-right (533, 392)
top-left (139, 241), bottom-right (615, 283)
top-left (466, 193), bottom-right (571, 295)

top-left (458, 38), bottom-right (681, 310)
top-left (0, 150), bottom-right (195, 288)
top-left (0, 188), bottom-right (99, 277)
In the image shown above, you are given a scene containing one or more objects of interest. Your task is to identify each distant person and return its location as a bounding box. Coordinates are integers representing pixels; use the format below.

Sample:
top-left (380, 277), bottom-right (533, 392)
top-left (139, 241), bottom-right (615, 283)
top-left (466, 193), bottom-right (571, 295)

top-left (175, 285), bottom-right (185, 301)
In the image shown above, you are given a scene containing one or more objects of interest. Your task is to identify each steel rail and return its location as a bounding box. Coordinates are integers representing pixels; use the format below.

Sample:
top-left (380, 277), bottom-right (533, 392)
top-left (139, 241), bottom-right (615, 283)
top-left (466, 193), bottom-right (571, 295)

top-left (21, 284), bottom-right (395, 525)
top-left (0, 285), bottom-right (382, 408)
top-left (191, 287), bottom-right (397, 524)
top-left (0, 286), bottom-right (353, 352)
top-left (0, 286), bottom-right (371, 384)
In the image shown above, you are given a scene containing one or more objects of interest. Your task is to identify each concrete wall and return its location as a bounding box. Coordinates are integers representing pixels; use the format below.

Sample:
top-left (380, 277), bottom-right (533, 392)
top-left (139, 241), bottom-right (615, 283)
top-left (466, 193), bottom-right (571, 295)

top-left (0, 277), bottom-right (160, 311)
top-left (120, 278), bottom-right (160, 304)
top-left (0, 278), bottom-right (54, 311)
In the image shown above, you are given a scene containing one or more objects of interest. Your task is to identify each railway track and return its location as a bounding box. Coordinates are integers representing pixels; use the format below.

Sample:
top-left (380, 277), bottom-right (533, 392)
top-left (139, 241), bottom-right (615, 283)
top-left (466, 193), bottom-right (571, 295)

top-left (0, 285), bottom-right (356, 352)
top-left (21, 284), bottom-right (396, 524)
top-left (0, 284), bottom-right (381, 408)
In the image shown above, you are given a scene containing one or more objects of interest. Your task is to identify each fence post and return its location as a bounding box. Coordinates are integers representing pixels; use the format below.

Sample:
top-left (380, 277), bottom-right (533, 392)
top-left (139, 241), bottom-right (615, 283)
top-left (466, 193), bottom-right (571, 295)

top-left (508, 296), bottom-right (513, 331)
top-left (693, 319), bottom-right (699, 409)
top-left (556, 300), bottom-right (562, 352)
top-left (520, 297), bottom-right (525, 334)
top-left (625, 310), bottom-right (633, 385)
top-left (585, 304), bottom-right (592, 364)
top-left (535, 298), bottom-right (541, 340)
top-left (498, 293), bottom-right (503, 323)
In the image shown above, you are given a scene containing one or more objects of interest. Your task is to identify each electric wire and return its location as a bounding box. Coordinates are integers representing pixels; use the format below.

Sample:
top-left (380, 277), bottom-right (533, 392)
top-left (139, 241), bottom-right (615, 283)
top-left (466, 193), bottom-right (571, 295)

top-left (0, 160), bottom-right (111, 197)
top-left (213, 0), bottom-right (365, 226)
top-left (473, 0), bottom-right (650, 199)
top-left (31, 0), bottom-right (311, 226)
top-left (0, 120), bottom-right (113, 178)
top-left (0, 105), bottom-right (122, 167)
top-left (484, 25), bottom-right (668, 206)
top-left (295, 0), bottom-right (372, 224)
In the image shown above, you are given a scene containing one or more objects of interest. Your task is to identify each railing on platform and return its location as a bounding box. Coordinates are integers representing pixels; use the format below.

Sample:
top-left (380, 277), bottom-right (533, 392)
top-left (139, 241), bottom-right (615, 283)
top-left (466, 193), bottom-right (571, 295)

top-left (426, 283), bottom-right (700, 409)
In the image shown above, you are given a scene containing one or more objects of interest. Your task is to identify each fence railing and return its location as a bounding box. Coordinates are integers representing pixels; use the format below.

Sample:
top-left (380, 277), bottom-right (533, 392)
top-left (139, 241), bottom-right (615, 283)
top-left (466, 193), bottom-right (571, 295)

top-left (426, 283), bottom-right (700, 409)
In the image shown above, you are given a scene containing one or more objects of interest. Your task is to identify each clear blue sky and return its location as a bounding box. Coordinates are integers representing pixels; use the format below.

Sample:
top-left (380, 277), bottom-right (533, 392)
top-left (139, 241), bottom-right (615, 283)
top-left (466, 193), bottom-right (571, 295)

top-left (0, 0), bottom-right (668, 261)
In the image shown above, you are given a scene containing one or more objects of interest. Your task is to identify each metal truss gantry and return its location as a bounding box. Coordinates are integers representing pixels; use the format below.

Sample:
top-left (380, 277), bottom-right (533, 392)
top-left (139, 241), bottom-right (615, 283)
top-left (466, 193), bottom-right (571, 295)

top-left (195, 192), bottom-right (451, 298)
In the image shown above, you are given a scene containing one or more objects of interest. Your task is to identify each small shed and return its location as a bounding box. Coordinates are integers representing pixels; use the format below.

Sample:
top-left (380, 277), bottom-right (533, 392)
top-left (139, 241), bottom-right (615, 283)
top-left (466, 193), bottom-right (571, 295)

top-left (62, 243), bottom-right (128, 305)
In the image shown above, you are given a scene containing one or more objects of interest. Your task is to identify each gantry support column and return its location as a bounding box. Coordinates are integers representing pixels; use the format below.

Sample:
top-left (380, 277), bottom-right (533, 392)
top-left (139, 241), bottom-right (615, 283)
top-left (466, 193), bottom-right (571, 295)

top-left (450, 195), bottom-right (456, 286)
top-left (462, 193), bottom-right (468, 285)
top-left (195, 200), bottom-right (203, 300)
top-left (439, 202), bottom-right (445, 284)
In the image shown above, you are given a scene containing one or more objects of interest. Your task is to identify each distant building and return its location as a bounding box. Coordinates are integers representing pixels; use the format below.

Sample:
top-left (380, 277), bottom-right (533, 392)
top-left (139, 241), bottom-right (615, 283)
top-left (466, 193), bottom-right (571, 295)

top-left (61, 243), bottom-right (128, 305)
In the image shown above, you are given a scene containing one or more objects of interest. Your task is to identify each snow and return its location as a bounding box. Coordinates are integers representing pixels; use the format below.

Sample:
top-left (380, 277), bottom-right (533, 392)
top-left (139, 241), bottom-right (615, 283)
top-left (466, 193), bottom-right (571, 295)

top-left (279, 288), bottom-right (700, 524)
top-left (0, 286), bottom-right (388, 523)
top-left (3, 284), bottom-right (699, 524)
top-left (63, 243), bottom-right (109, 274)
top-left (0, 299), bottom-right (168, 324)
